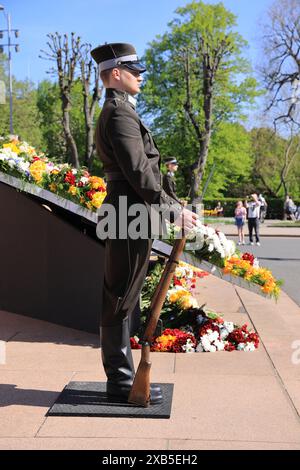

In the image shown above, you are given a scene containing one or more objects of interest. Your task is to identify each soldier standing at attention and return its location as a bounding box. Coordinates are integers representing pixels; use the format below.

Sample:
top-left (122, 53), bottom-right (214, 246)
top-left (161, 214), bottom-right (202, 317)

top-left (91, 43), bottom-right (197, 404)
top-left (162, 157), bottom-right (182, 205)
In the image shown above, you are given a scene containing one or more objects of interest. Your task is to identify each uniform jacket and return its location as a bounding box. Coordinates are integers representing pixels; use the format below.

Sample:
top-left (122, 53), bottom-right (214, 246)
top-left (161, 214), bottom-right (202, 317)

top-left (95, 88), bottom-right (182, 221)
top-left (162, 171), bottom-right (181, 204)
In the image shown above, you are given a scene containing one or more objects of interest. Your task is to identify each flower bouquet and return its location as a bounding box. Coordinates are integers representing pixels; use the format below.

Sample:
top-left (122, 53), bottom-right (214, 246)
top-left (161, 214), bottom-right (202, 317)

top-left (181, 220), bottom-right (282, 300)
top-left (132, 308), bottom-right (259, 354)
top-left (136, 260), bottom-right (260, 353)
top-left (223, 253), bottom-right (282, 299)
top-left (0, 136), bottom-right (107, 210)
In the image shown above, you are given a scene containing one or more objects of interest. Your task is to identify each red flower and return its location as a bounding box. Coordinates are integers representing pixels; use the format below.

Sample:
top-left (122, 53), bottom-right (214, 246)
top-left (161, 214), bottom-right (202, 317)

top-left (242, 253), bottom-right (255, 266)
top-left (152, 328), bottom-right (197, 353)
top-left (247, 333), bottom-right (259, 348)
top-left (32, 156), bottom-right (40, 162)
top-left (225, 343), bottom-right (236, 352)
top-left (86, 189), bottom-right (96, 200)
top-left (196, 271), bottom-right (209, 278)
top-left (77, 181), bottom-right (84, 188)
top-left (65, 171), bottom-right (76, 185)
top-left (227, 328), bottom-right (246, 344)
top-left (130, 337), bottom-right (141, 349)
top-left (199, 320), bottom-right (220, 337)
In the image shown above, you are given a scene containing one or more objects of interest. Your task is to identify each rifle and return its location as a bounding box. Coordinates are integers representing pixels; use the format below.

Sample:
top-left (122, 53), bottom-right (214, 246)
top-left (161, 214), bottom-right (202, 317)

top-left (128, 235), bottom-right (186, 407)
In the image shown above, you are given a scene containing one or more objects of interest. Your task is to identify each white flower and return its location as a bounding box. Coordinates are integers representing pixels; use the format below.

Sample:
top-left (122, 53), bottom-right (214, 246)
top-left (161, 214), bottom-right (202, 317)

top-left (72, 169), bottom-right (77, 175)
top-left (214, 339), bottom-right (225, 351)
top-left (18, 160), bottom-right (30, 173)
top-left (201, 335), bottom-right (212, 351)
top-left (8, 158), bottom-right (16, 168)
top-left (223, 321), bottom-right (234, 333)
top-left (237, 343), bottom-right (246, 351)
top-left (253, 258), bottom-right (260, 268)
top-left (182, 339), bottom-right (195, 353)
top-left (80, 176), bottom-right (89, 185)
top-left (207, 330), bottom-right (219, 342)
top-left (196, 343), bottom-right (204, 352)
top-left (1, 147), bottom-right (18, 159)
top-left (190, 297), bottom-right (199, 308)
top-left (244, 342), bottom-right (256, 352)
top-left (220, 327), bottom-right (229, 340)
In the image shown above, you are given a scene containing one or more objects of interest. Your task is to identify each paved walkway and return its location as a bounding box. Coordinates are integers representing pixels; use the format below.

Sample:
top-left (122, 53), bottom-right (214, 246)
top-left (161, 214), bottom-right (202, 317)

top-left (0, 275), bottom-right (300, 450)
top-left (213, 220), bottom-right (300, 237)
top-left (208, 219), bottom-right (300, 238)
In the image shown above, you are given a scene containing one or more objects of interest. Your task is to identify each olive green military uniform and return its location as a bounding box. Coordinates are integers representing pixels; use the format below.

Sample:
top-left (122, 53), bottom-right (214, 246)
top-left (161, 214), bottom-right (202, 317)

top-left (163, 171), bottom-right (181, 204)
top-left (95, 88), bottom-right (181, 399)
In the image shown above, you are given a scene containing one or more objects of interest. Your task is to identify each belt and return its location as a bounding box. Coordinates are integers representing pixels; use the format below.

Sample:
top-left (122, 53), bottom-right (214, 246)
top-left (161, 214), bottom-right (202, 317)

top-left (105, 172), bottom-right (126, 182)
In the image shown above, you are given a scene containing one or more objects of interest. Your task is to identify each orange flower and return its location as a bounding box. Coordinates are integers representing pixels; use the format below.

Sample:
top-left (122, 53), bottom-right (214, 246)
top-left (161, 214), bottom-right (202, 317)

top-left (89, 176), bottom-right (106, 190)
top-left (68, 185), bottom-right (77, 196)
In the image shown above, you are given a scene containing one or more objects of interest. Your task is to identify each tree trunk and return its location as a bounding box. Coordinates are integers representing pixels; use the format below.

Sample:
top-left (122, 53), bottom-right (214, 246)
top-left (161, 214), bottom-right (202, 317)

top-left (80, 61), bottom-right (101, 171)
top-left (190, 75), bottom-right (213, 202)
top-left (62, 95), bottom-right (79, 168)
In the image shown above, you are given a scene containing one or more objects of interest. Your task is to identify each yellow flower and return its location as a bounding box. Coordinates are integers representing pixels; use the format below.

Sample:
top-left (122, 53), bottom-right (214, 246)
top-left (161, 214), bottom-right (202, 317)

top-left (3, 142), bottom-right (20, 154)
top-left (89, 176), bottom-right (106, 190)
top-left (49, 183), bottom-right (57, 193)
top-left (155, 334), bottom-right (177, 351)
top-left (91, 191), bottom-right (106, 208)
top-left (169, 288), bottom-right (191, 304)
top-left (29, 160), bottom-right (47, 182)
top-left (51, 169), bottom-right (60, 175)
top-left (68, 185), bottom-right (77, 196)
top-left (85, 201), bottom-right (93, 210)
top-left (178, 294), bottom-right (198, 310)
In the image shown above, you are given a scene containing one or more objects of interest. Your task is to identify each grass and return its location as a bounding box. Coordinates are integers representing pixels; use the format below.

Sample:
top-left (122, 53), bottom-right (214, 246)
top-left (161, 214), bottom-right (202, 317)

top-left (204, 217), bottom-right (235, 225)
top-left (268, 221), bottom-right (300, 227)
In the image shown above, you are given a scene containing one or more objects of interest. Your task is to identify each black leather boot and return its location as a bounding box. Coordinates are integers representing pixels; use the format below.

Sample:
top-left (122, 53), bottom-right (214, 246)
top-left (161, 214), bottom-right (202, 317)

top-left (100, 317), bottom-right (162, 405)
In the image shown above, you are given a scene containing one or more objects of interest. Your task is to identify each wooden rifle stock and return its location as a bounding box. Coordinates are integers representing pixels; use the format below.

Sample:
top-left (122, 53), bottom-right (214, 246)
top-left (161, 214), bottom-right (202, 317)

top-left (128, 236), bottom-right (186, 407)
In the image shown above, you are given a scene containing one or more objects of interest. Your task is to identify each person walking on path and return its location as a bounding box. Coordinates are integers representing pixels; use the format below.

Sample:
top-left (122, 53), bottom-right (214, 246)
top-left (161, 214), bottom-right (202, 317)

top-left (91, 42), bottom-right (197, 404)
top-left (258, 193), bottom-right (268, 223)
top-left (234, 200), bottom-right (247, 245)
top-left (246, 193), bottom-right (261, 246)
top-left (284, 195), bottom-right (297, 220)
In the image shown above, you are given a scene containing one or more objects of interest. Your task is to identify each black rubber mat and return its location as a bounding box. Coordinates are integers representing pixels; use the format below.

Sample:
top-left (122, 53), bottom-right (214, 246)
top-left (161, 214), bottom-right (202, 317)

top-left (47, 382), bottom-right (174, 419)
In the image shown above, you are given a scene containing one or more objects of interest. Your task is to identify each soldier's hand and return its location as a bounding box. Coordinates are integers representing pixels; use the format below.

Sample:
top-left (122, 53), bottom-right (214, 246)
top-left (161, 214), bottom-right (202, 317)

top-left (175, 208), bottom-right (198, 232)
top-left (181, 199), bottom-right (188, 207)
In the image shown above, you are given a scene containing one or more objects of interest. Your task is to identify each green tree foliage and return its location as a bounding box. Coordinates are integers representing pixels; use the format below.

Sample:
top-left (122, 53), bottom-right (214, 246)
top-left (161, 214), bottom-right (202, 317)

top-left (250, 127), bottom-right (300, 198)
top-left (139, 1), bottom-right (260, 199)
top-left (0, 56), bottom-right (43, 147)
top-left (204, 122), bottom-right (253, 198)
top-left (36, 80), bottom-right (66, 160)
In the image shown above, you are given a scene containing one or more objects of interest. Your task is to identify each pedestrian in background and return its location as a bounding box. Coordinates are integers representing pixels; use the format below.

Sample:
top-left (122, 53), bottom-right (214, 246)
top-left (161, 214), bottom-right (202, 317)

top-left (284, 195), bottom-right (296, 220)
top-left (258, 193), bottom-right (267, 223)
top-left (246, 193), bottom-right (261, 246)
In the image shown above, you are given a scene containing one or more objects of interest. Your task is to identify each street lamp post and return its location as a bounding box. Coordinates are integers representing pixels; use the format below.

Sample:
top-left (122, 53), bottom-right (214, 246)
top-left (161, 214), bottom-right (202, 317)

top-left (0, 4), bottom-right (19, 134)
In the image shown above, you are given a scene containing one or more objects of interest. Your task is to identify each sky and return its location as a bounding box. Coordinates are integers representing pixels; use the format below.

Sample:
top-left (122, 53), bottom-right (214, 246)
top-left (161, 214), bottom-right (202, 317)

top-left (1, 0), bottom-right (274, 84)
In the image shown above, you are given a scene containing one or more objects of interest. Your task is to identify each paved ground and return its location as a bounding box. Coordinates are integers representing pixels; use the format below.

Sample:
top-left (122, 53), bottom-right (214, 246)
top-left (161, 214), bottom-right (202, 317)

top-left (0, 274), bottom-right (300, 450)
top-left (208, 219), bottom-right (300, 238)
